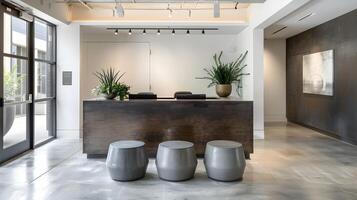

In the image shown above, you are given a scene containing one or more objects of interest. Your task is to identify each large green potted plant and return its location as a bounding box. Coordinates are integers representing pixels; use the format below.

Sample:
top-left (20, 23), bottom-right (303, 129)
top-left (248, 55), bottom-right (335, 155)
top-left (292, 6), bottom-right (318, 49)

top-left (3, 70), bottom-right (21, 136)
top-left (93, 68), bottom-right (130, 100)
top-left (197, 51), bottom-right (249, 97)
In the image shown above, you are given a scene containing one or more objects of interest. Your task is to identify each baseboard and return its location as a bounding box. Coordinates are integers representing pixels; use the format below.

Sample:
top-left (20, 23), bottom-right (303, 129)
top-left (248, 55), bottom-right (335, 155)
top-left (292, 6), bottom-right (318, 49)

top-left (264, 115), bottom-right (287, 123)
top-left (265, 121), bottom-right (287, 126)
top-left (254, 129), bottom-right (264, 139)
top-left (288, 121), bottom-right (357, 146)
top-left (57, 129), bottom-right (81, 139)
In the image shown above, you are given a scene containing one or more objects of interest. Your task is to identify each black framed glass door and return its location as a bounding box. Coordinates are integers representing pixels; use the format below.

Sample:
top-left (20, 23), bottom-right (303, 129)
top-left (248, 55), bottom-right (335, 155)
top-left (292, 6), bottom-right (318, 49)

top-left (0, 6), bottom-right (32, 162)
top-left (0, 3), bottom-right (56, 163)
top-left (33, 18), bottom-right (56, 145)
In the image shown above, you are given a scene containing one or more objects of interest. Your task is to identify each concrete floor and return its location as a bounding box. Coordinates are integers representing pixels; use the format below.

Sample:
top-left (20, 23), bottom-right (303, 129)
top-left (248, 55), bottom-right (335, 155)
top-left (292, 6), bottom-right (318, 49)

top-left (0, 123), bottom-right (356, 200)
top-left (4, 115), bottom-right (52, 148)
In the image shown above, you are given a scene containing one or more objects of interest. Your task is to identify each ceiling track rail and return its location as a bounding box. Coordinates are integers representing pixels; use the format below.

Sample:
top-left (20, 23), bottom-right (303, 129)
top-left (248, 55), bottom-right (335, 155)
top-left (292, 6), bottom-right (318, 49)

top-left (107, 27), bottom-right (219, 30)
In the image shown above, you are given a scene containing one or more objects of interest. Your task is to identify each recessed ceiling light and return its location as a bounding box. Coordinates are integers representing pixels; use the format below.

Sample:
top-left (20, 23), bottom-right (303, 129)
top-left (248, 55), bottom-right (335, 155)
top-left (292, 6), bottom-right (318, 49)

top-left (298, 13), bottom-right (315, 22)
top-left (272, 26), bottom-right (287, 35)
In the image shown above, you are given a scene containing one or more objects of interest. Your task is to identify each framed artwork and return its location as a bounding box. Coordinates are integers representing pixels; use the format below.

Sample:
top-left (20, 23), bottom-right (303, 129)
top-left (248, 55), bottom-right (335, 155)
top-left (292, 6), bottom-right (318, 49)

top-left (303, 50), bottom-right (334, 96)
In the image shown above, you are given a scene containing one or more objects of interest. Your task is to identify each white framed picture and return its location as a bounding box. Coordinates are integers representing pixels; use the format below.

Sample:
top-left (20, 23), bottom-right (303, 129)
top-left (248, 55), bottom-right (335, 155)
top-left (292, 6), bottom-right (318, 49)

top-left (303, 50), bottom-right (334, 96)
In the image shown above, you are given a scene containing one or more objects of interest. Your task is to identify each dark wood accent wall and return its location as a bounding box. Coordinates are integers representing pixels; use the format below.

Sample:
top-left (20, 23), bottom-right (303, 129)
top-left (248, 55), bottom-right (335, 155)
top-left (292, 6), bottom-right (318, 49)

top-left (286, 9), bottom-right (357, 144)
top-left (83, 99), bottom-right (253, 158)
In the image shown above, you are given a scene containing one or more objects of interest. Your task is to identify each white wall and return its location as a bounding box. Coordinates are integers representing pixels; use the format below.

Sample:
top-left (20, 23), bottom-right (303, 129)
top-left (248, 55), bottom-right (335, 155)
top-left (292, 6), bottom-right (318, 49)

top-left (236, 0), bottom-right (310, 139)
top-left (80, 32), bottom-right (248, 131)
top-left (264, 39), bottom-right (286, 123)
top-left (57, 23), bottom-right (80, 138)
top-left (81, 32), bottom-right (247, 98)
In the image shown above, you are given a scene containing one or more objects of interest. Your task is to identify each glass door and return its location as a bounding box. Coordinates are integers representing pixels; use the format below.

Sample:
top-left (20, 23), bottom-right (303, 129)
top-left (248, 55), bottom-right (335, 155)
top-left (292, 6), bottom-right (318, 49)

top-left (33, 18), bottom-right (56, 145)
top-left (0, 6), bottom-right (31, 163)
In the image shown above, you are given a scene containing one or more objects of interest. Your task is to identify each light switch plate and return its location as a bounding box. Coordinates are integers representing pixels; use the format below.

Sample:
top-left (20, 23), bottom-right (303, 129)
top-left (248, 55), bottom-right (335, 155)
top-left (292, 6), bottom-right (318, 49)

top-left (62, 71), bottom-right (72, 86)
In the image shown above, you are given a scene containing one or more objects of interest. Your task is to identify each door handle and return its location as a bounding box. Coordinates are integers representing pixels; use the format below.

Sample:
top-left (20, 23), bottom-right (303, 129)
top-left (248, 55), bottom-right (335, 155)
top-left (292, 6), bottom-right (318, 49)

top-left (28, 94), bottom-right (33, 103)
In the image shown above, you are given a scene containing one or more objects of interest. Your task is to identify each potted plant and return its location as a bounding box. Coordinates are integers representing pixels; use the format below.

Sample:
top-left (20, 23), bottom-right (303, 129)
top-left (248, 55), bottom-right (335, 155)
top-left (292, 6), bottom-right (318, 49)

top-left (93, 68), bottom-right (130, 100)
top-left (115, 83), bottom-right (130, 101)
top-left (197, 51), bottom-right (249, 97)
top-left (3, 70), bottom-right (21, 136)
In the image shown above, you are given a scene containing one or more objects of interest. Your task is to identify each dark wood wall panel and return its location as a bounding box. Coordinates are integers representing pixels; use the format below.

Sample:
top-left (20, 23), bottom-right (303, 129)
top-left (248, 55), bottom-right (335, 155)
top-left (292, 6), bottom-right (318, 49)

top-left (286, 9), bottom-right (357, 144)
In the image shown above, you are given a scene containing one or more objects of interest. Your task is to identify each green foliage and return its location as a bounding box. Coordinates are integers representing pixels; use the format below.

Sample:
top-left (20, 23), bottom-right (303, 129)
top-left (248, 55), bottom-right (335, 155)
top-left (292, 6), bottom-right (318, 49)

top-left (93, 68), bottom-right (130, 99)
top-left (114, 83), bottom-right (130, 100)
top-left (196, 51), bottom-right (249, 95)
top-left (4, 70), bottom-right (23, 100)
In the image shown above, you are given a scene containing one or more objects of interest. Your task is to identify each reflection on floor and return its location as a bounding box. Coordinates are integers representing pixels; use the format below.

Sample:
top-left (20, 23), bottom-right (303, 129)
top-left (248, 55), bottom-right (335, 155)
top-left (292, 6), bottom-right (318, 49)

top-left (0, 123), bottom-right (356, 200)
top-left (4, 115), bottom-right (51, 148)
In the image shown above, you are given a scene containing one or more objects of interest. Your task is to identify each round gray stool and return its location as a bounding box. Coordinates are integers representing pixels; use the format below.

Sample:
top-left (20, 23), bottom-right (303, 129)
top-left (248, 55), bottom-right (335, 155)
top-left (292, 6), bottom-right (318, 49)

top-left (156, 140), bottom-right (197, 181)
top-left (106, 140), bottom-right (148, 181)
top-left (204, 140), bottom-right (246, 182)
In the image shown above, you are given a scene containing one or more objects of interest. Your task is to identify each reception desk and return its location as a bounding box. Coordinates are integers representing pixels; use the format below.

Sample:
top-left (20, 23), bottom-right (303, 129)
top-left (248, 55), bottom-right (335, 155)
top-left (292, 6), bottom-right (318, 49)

top-left (83, 98), bottom-right (253, 158)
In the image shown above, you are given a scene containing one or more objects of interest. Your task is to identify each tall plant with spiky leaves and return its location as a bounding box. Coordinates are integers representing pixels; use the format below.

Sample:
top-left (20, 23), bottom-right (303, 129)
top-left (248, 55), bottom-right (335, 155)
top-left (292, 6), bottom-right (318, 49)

top-left (196, 51), bottom-right (249, 95)
top-left (93, 68), bottom-right (126, 99)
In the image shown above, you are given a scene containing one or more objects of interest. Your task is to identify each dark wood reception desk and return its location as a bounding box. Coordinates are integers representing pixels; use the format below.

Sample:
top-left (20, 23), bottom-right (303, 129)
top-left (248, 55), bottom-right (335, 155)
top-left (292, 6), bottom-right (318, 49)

top-left (83, 98), bottom-right (253, 158)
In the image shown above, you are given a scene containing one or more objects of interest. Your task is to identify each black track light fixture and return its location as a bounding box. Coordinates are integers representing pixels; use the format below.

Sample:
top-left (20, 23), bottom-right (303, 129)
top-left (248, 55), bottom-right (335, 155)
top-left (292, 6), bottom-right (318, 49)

top-left (157, 29), bottom-right (161, 35)
top-left (202, 29), bottom-right (205, 34)
top-left (143, 29), bottom-right (146, 35)
top-left (114, 29), bottom-right (118, 35)
top-left (128, 28), bottom-right (132, 35)
top-left (186, 29), bottom-right (190, 35)
top-left (172, 29), bottom-right (175, 35)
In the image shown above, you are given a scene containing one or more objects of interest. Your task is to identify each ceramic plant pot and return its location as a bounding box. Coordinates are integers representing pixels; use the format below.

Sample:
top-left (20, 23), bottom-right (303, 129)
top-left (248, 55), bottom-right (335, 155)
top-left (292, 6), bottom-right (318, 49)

top-left (216, 84), bottom-right (232, 97)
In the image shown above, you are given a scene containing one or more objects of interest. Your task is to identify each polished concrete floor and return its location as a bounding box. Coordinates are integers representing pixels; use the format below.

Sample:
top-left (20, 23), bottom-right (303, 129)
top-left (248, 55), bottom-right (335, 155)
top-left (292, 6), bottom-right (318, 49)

top-left (0, 123), bottom-right (356, 200)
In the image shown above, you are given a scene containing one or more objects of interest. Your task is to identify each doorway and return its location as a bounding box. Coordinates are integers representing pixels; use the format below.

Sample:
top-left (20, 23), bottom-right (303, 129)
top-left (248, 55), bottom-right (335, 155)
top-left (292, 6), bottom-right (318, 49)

top-left (0, 4), bottom-right (56, 163)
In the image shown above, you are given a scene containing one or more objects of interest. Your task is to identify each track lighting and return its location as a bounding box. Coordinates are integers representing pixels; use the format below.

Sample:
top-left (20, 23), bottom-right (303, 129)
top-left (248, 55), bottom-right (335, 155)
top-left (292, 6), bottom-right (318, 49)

top-left (108, 28), bottom-right (219, 36)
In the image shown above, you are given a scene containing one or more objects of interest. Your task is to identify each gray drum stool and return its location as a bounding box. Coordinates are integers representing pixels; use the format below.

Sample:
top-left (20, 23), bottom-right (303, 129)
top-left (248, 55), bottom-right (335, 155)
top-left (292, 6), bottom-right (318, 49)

top-left (156, 141), bottom-right (197, 181)
top-left (204, 140), bottom-right (246, 182)
top-left (106, 140), bottom-right (148, 181)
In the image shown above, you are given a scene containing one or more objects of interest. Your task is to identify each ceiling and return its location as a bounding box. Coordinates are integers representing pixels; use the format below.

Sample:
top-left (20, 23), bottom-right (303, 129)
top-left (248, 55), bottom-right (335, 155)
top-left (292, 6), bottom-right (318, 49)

top-left (265, 0), bottom-right (357, 39)
top-left (64, 0), bottom-right (258, 23)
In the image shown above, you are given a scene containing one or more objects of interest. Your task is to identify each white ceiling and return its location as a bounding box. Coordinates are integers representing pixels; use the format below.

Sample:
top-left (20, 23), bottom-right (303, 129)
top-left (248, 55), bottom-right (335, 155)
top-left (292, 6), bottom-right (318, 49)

top-left (265, 0), bottom-right (357, 39)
